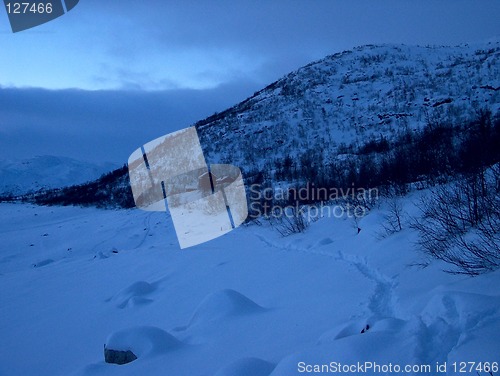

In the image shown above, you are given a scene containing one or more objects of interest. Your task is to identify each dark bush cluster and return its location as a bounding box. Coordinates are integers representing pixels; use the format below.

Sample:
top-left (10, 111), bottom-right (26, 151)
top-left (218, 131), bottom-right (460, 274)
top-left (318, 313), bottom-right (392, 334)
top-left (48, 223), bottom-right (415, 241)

top-left (411, 169), bottom-right (500, 275)
top-left (252, 110), bottom-right (500, 205)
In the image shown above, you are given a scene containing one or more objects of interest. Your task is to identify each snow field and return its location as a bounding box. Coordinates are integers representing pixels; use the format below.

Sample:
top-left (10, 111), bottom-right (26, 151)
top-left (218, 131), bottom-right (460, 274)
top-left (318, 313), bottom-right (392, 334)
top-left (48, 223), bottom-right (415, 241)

top-left (0, 197), bottom-right (498, 375)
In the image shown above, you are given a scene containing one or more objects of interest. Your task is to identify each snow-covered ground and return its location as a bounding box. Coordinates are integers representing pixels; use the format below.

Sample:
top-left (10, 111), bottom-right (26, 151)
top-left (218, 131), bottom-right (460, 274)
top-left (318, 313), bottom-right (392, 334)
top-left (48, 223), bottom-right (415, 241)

top-left (0, 198), bottom-right (499, 375)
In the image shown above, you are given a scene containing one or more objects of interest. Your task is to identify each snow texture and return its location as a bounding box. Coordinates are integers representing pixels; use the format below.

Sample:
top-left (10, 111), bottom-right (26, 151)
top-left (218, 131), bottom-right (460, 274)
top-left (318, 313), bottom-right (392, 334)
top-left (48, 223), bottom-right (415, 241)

top-left (0, 197), bottom-right (498, 376)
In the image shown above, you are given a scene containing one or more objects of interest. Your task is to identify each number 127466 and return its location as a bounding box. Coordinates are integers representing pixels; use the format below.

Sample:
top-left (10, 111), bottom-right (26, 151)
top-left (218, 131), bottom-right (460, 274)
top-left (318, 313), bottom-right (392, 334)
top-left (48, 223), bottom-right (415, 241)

top-left (5, 2), bottom-right (53, 14)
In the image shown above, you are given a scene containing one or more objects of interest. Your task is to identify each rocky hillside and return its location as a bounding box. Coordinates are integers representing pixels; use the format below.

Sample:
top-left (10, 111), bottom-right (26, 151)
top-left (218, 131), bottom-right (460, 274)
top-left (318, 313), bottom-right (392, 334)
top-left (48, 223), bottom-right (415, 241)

top-left (196, 43), bottom-right (499, 171)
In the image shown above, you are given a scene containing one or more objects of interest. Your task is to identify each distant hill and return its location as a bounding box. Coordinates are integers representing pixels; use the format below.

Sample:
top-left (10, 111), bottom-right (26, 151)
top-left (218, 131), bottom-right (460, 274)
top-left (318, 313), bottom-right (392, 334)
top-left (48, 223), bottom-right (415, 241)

top-left (0, 155), bottom-right (117, 196)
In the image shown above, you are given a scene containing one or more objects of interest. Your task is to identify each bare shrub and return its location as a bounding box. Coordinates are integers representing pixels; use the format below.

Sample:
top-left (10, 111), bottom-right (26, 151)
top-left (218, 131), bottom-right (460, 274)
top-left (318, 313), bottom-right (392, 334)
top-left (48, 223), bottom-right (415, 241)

top-left (382, 196), bottom-right (404, 236)
top-left (268, 204), bottom-right (310, 236)
top-left (411, 168), bottom-right (500, 275)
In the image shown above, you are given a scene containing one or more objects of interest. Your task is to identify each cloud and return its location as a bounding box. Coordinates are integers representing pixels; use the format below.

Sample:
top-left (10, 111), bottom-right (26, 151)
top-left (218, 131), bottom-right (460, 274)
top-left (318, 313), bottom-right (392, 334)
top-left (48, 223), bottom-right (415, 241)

top-left (86, 0), bottom-right (500, 85)
top-left (0, 79), bottom-right (261, 164)
top-left (2, 0), bottom-right (499, 91)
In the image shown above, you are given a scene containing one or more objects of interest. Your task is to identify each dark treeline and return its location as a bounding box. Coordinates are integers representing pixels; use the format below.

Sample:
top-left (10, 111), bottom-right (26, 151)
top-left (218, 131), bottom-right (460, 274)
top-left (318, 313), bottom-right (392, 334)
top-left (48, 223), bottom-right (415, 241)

top-left (9, 165), bottom-right (136, 209)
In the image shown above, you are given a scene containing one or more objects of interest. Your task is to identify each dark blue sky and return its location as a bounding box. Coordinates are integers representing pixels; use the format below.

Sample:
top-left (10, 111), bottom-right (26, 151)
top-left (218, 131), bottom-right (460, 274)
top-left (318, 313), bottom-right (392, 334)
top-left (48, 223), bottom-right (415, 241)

top-left (0, 0), bottom-right (499, 163)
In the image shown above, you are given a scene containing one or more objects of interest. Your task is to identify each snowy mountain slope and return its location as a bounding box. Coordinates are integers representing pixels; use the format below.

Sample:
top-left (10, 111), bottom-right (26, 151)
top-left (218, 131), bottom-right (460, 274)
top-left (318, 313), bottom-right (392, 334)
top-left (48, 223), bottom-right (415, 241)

top-left (196, 42), bottom-right (500, 170)
top-left (0, 194), bottom-right (498, 376)
top-left (0, 155), bottom-right (117, 196)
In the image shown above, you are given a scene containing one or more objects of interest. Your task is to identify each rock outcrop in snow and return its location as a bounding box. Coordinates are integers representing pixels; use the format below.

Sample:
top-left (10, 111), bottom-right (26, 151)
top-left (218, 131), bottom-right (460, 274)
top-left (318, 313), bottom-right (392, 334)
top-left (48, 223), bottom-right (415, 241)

top-left (104, 326), bottom-right (182, 364)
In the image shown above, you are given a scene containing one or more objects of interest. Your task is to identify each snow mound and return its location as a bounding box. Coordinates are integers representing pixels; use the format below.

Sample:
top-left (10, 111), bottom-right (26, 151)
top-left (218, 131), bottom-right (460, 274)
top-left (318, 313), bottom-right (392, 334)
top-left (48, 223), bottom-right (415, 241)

top-left (420, 291), bottom-right (500, 362)
top-left (110, 281), bottom-right (156, 309)
top-left (32, 258), bottom-right (54, 268)
top-left (369, 317), bottom-right (407, 333)
top-left (188, 289), bottom-right (264, 327)
top-left (318, 319), bottom-right (371, 342)
top-left (214, 357), bottom-right (276, 376)
top-left (318, 317), bottom-right (408, 344)
top-left (105, 326), bottom-right (182, 358)
top-left (271, 330), bottom-right (417, 376)
top-left (316, 237), bottom-right (334, 246)
top-left (421, 291), bottom-right (500, 330)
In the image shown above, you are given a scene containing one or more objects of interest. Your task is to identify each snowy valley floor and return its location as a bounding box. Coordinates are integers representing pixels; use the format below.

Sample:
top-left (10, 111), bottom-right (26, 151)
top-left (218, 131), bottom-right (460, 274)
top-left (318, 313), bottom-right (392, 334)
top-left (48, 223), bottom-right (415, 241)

top-left (0, 199), bottom-right (499, 376)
